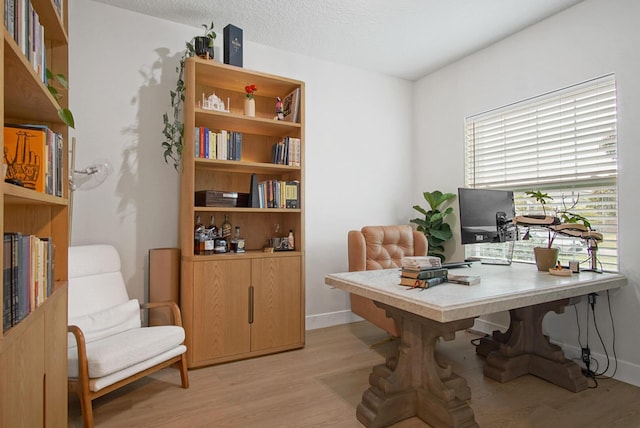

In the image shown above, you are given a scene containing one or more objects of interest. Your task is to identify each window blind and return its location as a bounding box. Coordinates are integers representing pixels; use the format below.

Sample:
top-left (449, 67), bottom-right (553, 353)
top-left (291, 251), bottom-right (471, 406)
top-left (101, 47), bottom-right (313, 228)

top-left (464, 75), bottom-right (618, 270)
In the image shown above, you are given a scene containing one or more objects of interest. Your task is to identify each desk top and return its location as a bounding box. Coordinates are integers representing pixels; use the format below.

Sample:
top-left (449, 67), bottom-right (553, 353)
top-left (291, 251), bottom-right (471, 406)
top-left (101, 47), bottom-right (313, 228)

top-left (325, 263), bottom-right (627, 323)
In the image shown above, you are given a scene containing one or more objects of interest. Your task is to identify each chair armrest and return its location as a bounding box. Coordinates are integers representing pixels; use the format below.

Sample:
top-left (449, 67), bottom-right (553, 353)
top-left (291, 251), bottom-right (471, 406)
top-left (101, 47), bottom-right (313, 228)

top-left (348, 230), bottom-right (367, 272)
top-left (140, 301), bottom-right (183, 327)
top-left (68, 325), bottom-right (90, 380)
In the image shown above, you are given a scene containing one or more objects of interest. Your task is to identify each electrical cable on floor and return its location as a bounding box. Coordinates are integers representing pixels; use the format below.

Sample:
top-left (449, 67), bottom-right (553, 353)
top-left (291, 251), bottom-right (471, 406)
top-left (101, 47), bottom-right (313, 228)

top-left (574, 290), bottom-right (618, 387)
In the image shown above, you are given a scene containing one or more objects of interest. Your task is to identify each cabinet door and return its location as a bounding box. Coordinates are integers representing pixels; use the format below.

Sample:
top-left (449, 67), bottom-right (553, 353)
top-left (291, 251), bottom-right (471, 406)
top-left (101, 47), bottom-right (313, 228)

top-left (0, 315), bottom-right (46, 428)
top-left (251, 256), bottom-right (302, 351)
top-left (192, 260), bottom-right (252, 363)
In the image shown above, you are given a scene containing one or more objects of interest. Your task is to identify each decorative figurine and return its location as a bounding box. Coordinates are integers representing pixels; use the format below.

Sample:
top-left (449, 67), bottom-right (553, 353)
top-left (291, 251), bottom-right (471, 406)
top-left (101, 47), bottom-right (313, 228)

top-left (201, 92), bottom-right (229, 112)
top-left (274, 97), bottom-right (284, 120)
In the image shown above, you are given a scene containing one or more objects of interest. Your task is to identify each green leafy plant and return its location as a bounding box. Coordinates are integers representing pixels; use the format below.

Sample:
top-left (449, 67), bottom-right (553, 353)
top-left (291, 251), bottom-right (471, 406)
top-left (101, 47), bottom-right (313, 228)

top-left (201, 21), bottom-right (216, 47)
top-left (162, 22), bottom-right (218, 170)
top-left (45, 69), bottom-right (75, 128)
top-left (524, 190), bottom-right (593, 248)
top-left (410, 190), bottom-right (456, 261)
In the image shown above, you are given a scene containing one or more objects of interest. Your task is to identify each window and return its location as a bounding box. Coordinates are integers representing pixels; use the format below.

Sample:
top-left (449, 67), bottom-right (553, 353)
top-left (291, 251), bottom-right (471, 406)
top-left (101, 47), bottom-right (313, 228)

top-left (464, 75), bottom-right (618, 271)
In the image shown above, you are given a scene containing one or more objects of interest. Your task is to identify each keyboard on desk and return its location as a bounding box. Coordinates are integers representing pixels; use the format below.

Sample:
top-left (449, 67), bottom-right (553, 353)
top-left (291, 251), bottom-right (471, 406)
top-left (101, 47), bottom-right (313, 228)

top-left (481, 258), bottom-right (512, 266)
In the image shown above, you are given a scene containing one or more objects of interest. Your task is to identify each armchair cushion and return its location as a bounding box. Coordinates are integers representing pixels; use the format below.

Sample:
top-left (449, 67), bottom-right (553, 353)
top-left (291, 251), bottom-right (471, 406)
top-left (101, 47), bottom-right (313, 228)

top-left (68, 325), bottom-right (186, 379)
top-left (68, 299), bottom-right (141, 348)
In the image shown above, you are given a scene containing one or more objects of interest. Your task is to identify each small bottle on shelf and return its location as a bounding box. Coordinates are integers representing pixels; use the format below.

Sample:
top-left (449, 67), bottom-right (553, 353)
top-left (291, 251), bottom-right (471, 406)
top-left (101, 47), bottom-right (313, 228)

top-left (194, 215), bottom-right (204, 255)
top-left (231, 226), bottom-right (245, 253)
top-left (221, 215), bottom-right (232, 252)
top-left (208, 215), bottom-right (217, 238)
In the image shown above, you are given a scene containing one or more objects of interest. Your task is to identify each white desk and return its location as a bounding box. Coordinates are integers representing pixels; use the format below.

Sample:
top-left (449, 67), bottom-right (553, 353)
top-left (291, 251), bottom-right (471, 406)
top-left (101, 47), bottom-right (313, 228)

top-left (325, 263), bottom-right (626, 428)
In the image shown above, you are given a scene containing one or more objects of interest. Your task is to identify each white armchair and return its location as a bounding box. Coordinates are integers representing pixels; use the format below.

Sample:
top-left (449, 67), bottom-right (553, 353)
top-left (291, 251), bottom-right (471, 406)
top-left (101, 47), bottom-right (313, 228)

top-left (67, 244), bottom-right (189, 428)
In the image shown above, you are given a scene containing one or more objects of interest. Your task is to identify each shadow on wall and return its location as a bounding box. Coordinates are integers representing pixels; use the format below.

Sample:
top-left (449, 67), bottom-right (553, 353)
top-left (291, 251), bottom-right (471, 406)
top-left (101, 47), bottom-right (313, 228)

top-left (117, 47), bottom-right (184, 313)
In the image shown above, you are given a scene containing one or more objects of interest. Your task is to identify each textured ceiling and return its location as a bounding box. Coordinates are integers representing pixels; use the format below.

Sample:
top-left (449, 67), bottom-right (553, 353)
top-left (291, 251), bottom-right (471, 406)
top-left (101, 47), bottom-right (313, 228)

top-left (92, 0), bottom-right (584, 81)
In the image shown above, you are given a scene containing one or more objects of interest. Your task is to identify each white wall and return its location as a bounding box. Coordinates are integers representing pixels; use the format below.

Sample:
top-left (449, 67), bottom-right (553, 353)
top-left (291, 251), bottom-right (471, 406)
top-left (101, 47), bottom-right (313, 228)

top-left (69, 1), bottom-right (413, 328)
top-left (413, 0), bottom-right (640, 386)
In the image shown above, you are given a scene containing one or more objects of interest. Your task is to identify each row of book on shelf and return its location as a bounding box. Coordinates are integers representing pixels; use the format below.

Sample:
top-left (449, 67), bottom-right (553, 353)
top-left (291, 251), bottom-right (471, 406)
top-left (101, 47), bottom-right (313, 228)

top-left (399, 256), bottom-right (480, 289)
top-left (2, 233), bottom-right (54, 332)
top-left (3, 124), bottom-right (65, 196)
top-left (3, 0), bottom-right (62, 83)
top-left (272, 137), bottom-right (301, 166)
top-left (256, 179), bottom-right (300, 209)
top-left (194, 127), bottom-right (243, 161)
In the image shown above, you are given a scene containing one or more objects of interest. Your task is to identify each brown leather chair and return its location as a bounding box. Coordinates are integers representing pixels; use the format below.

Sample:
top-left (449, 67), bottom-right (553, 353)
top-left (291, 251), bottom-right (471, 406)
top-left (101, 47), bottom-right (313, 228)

top-left (348, 225), bottom-right (428, 336)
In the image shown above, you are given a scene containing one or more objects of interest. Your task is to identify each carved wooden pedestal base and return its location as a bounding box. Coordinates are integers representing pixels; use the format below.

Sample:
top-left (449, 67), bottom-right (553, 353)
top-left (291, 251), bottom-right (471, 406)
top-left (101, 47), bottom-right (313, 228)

top-left (357, 303), bottom-right (479, 428)
top-left (476, 298), bottom-right (587, 392)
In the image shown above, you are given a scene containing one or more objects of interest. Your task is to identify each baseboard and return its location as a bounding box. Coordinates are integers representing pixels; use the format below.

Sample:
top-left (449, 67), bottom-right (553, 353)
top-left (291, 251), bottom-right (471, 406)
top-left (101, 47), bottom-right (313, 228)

top-left (469, 317), bottom-right (506, 335)
top-left (306, 310), bottom-right (363, 330)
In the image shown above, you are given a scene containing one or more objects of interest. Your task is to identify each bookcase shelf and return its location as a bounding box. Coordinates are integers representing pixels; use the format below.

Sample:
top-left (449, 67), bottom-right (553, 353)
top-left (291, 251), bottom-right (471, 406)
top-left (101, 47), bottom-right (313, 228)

top-left (180, 58), bottom-right (305, 368)
top-left (1, 0), bottom-right (69, 426)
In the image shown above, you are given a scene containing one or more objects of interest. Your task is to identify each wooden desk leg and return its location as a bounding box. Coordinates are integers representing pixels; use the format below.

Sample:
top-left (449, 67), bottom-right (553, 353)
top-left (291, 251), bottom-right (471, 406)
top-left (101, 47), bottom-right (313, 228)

top-left (356, 302), bottom-right (479, 428)
top-left (477, 298), bottom-right (587, 392)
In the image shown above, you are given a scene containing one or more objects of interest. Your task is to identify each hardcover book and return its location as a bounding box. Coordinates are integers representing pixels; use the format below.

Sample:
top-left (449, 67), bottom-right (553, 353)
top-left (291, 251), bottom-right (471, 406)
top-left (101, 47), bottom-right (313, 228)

top-left (401, 267), bottom-right (448, 280)
top-left (282, 88), bottom-right (300, 123)
top-left (399, 276), bottom-right (447, 289)
top-left (223, 24), bottom-right (243, 67)
top-left (4, 125), bottom-right (47, 193)
top-left (447, 274), bottom-right (481, 285)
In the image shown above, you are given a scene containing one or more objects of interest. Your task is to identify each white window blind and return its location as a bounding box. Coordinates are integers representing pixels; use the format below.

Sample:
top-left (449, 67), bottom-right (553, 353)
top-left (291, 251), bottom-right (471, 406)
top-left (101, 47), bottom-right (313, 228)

top-left (464, 75), bottom-right (618, 270)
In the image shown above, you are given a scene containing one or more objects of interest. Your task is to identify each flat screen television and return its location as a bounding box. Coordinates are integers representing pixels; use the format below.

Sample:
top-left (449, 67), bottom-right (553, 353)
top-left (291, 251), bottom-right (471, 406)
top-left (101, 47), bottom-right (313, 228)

top-left (458, 188), bottom-right (516, 245)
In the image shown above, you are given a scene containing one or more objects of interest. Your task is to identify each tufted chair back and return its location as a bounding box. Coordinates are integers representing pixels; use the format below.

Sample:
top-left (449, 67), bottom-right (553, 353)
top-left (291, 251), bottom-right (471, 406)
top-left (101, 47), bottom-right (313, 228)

top-left (348, 225), bottom-right (428, 335)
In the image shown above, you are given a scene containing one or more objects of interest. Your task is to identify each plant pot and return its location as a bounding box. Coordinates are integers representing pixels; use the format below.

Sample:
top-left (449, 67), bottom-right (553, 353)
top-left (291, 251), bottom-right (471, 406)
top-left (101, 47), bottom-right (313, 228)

top-left (533, 247), bottom-right (559, 272)
top-left (194, 36), bottom-right (214, 59)
top-left (244, 98), bottom-right (255, 117)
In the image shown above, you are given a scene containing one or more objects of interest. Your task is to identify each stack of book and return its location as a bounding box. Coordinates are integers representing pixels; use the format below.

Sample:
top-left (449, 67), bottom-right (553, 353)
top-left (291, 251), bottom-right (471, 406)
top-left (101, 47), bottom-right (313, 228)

top-left (399, 256), bottom-right (447, 289)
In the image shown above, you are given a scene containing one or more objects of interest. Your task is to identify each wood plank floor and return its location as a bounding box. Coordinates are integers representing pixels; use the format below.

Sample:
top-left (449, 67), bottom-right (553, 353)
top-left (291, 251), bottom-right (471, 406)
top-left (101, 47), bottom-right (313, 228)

top-left (68, 322), bottom-right (640, 427)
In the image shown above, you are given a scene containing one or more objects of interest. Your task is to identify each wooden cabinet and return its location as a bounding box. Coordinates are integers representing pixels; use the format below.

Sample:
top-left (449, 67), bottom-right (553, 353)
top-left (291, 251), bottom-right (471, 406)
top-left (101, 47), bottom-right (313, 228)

top-left (1, 0), bottom-right (70, 426)
top-left (179, 58), bottom-right (305, 368)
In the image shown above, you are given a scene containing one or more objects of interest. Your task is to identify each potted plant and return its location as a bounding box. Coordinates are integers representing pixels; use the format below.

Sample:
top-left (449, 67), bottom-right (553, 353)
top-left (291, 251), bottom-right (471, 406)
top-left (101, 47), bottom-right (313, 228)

top-left (410, 190), bottom-right (456, 262)
top-left (194, 22), bottom-right (216, 59)
top-left (523, 191), bottom-right (560, 271)
top-left (523, 191), bottom-right (596, 271)
top-left (162, 23), bottom-right (215, 170)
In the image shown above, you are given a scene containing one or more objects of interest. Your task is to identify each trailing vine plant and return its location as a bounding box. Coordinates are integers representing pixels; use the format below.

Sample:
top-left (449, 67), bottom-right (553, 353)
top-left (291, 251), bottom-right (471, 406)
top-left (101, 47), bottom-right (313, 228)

top-left (162, 23), bottom-right (216, 171)
top-left (45, 68), bottom-right (75, 128)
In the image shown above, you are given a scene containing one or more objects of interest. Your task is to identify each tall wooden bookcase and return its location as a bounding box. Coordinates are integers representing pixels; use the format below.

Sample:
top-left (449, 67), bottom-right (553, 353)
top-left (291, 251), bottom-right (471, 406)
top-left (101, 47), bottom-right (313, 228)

top-left (179, 58), bottom-right (305, 368)
top-left (0, 1), bottom-right (70, 426)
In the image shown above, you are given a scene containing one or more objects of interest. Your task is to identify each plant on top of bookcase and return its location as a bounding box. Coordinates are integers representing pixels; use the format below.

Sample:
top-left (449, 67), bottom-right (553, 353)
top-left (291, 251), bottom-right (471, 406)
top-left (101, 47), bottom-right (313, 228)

top-left (162, 23), bottom-right (220, 171)
top-left (410, 190), bottom-right (456, 262)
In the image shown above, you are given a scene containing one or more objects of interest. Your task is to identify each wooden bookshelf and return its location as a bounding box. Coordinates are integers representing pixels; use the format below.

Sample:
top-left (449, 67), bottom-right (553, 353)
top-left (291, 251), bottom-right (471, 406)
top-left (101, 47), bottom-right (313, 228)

top-left (179, 58), bottom-right (305, 368)
top-left (1, 0), bottom-right (69, 426)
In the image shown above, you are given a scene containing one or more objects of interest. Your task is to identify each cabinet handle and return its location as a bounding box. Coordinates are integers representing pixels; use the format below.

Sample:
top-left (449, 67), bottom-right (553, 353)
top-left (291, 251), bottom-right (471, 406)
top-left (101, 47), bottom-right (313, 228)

top-left (248, 286), bottom-right (254, 324)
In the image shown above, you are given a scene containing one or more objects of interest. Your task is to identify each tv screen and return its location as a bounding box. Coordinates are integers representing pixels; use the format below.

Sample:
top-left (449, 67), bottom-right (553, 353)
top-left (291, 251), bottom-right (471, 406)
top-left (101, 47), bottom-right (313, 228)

top-left (458, 188), bottom-right (515, 245)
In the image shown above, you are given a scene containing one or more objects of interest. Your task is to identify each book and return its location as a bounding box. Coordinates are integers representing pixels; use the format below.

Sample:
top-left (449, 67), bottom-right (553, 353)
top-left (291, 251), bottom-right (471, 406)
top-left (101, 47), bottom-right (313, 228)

top-left (285, 180), bottom-right (300, 208)
top-left (282, 87), bottom-right (300, 123)
top-left (401, 267), bottom-right (447, 280)
top-left (401, 256), bottom-right (442, 270)
top-left (4, 124), bottom-right (47, 192)
top-left (399, 276), bottom-right (447, 289)
top-left (447, 274), bottom-right (480, 285)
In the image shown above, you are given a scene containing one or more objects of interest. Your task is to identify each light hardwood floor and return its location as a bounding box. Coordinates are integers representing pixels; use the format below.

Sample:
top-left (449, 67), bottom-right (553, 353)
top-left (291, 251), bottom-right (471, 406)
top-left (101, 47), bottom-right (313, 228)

top-left (68, 322), bottom-right (640, 427)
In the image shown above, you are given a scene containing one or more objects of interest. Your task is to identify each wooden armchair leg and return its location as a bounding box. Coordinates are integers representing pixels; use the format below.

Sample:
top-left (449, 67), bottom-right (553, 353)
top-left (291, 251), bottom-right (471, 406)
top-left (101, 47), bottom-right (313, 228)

top-left (178, 354), bottom-right (190, 389)
top-left (80, 395), bottom-right (94, 428)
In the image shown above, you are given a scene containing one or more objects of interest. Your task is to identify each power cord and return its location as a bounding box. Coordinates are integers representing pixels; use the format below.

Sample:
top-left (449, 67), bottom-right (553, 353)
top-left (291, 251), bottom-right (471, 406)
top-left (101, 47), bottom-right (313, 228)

top-left (573, 290), bottom-right (618, 388)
